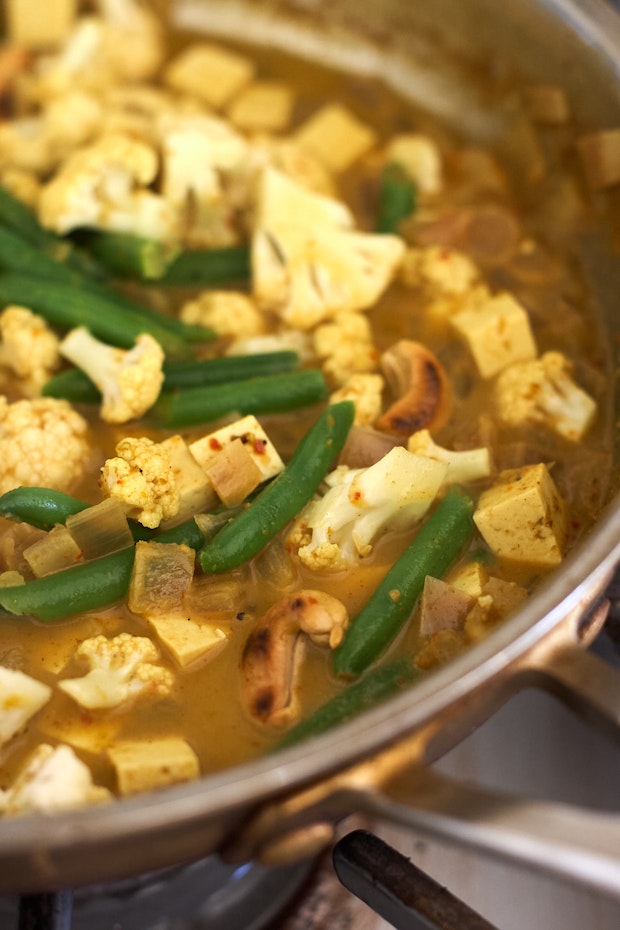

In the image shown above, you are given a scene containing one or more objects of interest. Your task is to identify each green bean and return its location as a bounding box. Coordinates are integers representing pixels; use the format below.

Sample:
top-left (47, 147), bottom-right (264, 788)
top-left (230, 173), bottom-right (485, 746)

top-left (0, 184), bottom-right (105, 279)
top-left (43, 351), bottom-right (301, 404)
top-left (275, 658), bottom-right (419, 749)
top-left (0, 546), bottom-right (136, 622)
top-left (0, 486), bottom-right (155, 542)
top-left (332, 487), bottom-right (475, 679)
top-left (375, 161), bottom-right (417, 234)
top-left (150, 368), bottom-right (328, 429)
top-left (0, 272), bottom-right (191, 357)
top-left (199, 400), bottom-right (355, 574)
top-left (0, 226), bottom-right (85, 283)
top-left (74, 232), bottom-right (251, 286)
top-left (73, 230), bottom-right (181, 281)
top-left (158, 245), bottom-right (251, 287)
top-left (0, 487), bottom-right (89, 530)
top-left (0, 222), bottom-right (212, 346)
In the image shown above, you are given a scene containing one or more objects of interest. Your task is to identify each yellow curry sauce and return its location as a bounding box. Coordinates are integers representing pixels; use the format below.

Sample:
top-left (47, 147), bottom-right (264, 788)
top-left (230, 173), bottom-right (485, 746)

top-left (0, 2), bottom-right (615, 809)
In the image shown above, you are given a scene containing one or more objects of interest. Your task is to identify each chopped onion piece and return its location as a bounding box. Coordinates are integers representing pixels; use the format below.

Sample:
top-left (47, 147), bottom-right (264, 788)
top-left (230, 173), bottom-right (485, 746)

top-left (66, 499), bottom-right (134, 560)
top-left (128, 541), bottom-right (195, 617)
top-left (339, 424), bottom-right (400, 468)
top-left (23, 525), bottom-right (82, 577)
top-left (254, 539), bottom-right (298, 590)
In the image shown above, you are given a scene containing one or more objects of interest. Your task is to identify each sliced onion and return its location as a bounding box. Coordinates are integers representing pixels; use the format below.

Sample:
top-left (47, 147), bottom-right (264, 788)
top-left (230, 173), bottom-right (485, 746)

top-left (339, 424), bottom-right (400, 468)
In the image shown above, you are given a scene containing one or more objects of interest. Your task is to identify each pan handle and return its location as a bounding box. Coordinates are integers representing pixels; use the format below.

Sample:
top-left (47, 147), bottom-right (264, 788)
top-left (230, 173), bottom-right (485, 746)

top-left (227, 600), bottom-right (620, 898)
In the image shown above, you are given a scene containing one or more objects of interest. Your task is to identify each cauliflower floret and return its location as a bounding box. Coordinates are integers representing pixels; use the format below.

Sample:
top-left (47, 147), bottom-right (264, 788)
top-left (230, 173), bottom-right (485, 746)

top-left (99, 436), bottom-right (178, 528)
top-left (0, 169), bottom-right (42, 209)
top-left (158, 112), bottom-right (251, 248)
top-left (0, 306), bottom-right (60, 396)
top-left (180, 291), bottom-right (265, 340)
top-left (59, 632), bottom-right (174, 710)
top-left (407, 430), bottom-right (491, 485)
top-left (0, 666), bottom-right (51, 749)
top-left (383, 134), bottom-right (443, 196)
top-left (26, 2), bottom-right (164, 102)
top-left (288, 446), bottom-right (448, 570)
top-left (313, 311), bottom-right (380, 387)
top-left (252, 167), bottom-right (405, 329)
top-left (330, 373), bottom-right (384, 426)
top-left (0, 744), bottom-right (111, 816)
top-left (60, 327), bottom-right (164, 424)
top-left (251, 136), bottom-right (337, 197)
top-left (0, 395), bottom-right (89, 494)
top-left (399, 245), bottom-right (481, 297)
top-left (38, 132), bottom-right (176, 239)
top-left (492, 351), bottom-right (598, 442)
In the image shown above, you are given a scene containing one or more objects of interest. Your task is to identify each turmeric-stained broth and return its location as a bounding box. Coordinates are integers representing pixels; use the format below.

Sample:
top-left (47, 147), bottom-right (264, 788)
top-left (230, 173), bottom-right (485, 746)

top-left (0, 12), bottom-right (615, 805)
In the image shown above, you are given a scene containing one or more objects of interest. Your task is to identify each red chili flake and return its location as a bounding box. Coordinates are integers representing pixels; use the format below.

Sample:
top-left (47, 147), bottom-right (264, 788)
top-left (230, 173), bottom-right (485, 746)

top-left (352, 490), bottom-right (362, 502)
top-left (253, 439), bottom-right (266, 455)
top-left (209, 438), bottom-right (222, 450)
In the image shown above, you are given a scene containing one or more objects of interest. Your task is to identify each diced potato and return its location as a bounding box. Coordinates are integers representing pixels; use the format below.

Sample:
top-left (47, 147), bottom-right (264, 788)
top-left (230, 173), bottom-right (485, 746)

top-left (147, 614), bottom-right (229, 668)
top-left (159, 435), bottom-right (218, 520)
top-left (451, 292), bottom-right (537, 379)
top-left (205, 437), bottom-right (263, 506)
top-left (227, 81), bottom-right (294, 132)
top-left (0, 666), bottom-right (51, 748)
top-left (108, 737), bottom-right (200, 796)
top-left (164, 42), bottom-right (255, 109)
top-left (294, 104), bottom-right (377, 173)
top-left (189, 415), bottom-right (284, 484)
top-left (5, 0), bottom-right (77, 49)
top-left (473, 463), bottom-right (568, 567)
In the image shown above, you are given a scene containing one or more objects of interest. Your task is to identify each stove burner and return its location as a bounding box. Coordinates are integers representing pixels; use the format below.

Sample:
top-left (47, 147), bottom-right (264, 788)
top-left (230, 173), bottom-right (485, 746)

top-left (4, 854), bottom-right (315, 930)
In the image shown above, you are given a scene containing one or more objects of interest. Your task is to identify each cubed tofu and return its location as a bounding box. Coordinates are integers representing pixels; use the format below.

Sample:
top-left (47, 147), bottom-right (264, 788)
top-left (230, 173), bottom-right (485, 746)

top-left (160, 434), bottom-right (218, 520)
top-left (164, 43), bottom-right (255, 109)
top-left (6, 0), bottom-right (77, 49)
top-left (37, 712), bottom-right (120, 756)
top-left (108, 737), bottom-right (200, 796)
top-left (227, 81), bottom-right (294, 132)
top-left (189, 415), bottom-right (284, 485)
top-left (445, 560), bottom-right (489, 600)
top-left (294, 104), bottom-right (377, 173)
top-left (419, 576), bottom-right (472, 636)
top-left (451, 292), bottom-right (537, 378)
top-left (0, 666), bottom-right (51, 748)
top-left (473, 463), bottom-right (567, 567)
top-left (147, 614), bottom-right (229, 669)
